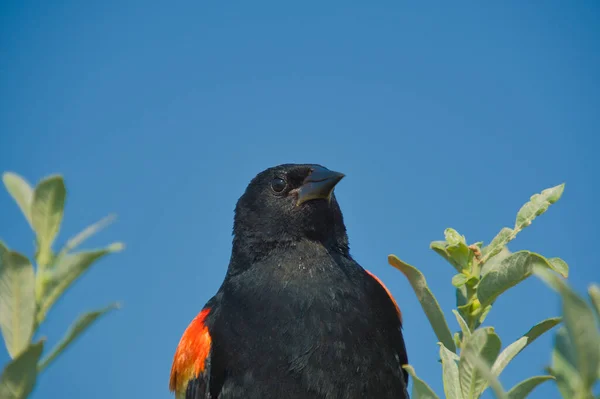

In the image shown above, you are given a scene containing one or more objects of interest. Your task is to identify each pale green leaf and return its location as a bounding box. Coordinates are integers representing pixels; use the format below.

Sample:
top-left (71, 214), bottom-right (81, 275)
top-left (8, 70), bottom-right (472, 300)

top-left (57, 214), bottom-right (117, 258)
top-left (478, 304), bottom-right (493, 327)
top-left (403, 365), bottom-right (440, 399)
top-left (31, 175), bottom-right (66, 267)
top-left (388, 255), bottom-right (456, 352)
top-left (431, 241), bottom-right (462, 273)
top-left (445, 228), bottom-right (466, 246)
top-left (439, 343), bottom-right (463, 399)
top-left (587, 284), bottom-right (600, 322)
top-left (515, 183), bottom-right (564, 230)
top-left (535, 267), bottom-right (600, 391)
top-left (547, 258), bottom-right (569, 280)
top-left (549, 327), bottom-right (581, 398)
top-left (2, 173), bottom-right (34, 229)
top-left (480, 247), bottom-right (512, 277)
top-left (463, 350), bottom-right (508, 399)
top-left (507, 375), bottom-right (554, 399)
top-left (452, 309), bottom-right (471, 341)
top-left (0, 340), bottom-right (44, 399)
top-left (459, 327), bottom-right (502, 399)
top-left (37, 244), bottom-right (124, 324)
top-left (452, 274), bottom-right (468, 287)
top-left (492, 317), bottom-right (561, 377)
top-left (38, 303), bottom-right (120, 372)
top-left (481, 228), bottom-right (514, 265)
top-left (477, 251), bottom-right (569, 308)
top-left (0, 246), bottom-right (35, 358)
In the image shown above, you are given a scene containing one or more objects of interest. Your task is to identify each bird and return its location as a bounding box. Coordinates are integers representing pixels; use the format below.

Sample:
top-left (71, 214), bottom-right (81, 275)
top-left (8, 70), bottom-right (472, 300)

top-left (169, 163), bottom-right (409, 399)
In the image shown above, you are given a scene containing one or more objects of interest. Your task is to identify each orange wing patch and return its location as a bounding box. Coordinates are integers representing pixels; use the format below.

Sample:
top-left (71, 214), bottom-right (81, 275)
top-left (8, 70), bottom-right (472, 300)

top-left (366, 270), bottom-right (402, 323)
top-left (169, 308), bottom-right (212, 396)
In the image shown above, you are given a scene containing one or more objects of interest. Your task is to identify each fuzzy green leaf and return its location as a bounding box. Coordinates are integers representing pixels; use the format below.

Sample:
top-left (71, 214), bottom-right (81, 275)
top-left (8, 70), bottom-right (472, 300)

top-left (463, 350), bottom-right (508, 399)
top-left (452, 309), bottom-right (471, 341)
top-left (459, 327), bottom-right (502, 399)
top-left (515, 183), bottom-right (564, 230)
top-left (439, 343), bottom-right (463, 399)
top-left (492, 317), bottom-right (562, 378)
top-left (0, 245), bottom-right (35, 358)
top-left (481, 228), bottom-right (514, 265)
top-left (507, 375), bottom-right (554, 399)
top-left (2, 173), bottom-right (34, 229)
top-left (37, 244), bottom-right (124, 324)
top-left (587, 284), bottom-right (600, 322)
top-left (38, 303), bottom-right (120, 372)
top-left (549, 327), bottom-right (581, 398)
top-left (389, 255), bottom-right (456, 352)
top-left (477, 251), bottom-right (568, 308)
top-left (402, 365), bottom-right (440, 399)
top-left (535, 267), bottom-right (600, 392)
top-left (57, 214), bottom-right (117, 258)
top-left (31, 175), bottom-right (66, 267)
top-left (431, 241), bottom-right (462, 273)
top-left (0, 340), bottom-right (44, 399)
top-left (452, 274), bottom-right (469, 288)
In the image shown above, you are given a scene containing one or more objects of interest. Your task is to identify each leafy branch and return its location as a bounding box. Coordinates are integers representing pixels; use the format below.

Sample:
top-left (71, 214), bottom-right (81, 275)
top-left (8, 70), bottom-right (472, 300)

top-left (0, 172), bottom-right (124, 398)
top-left (389, 183), bottom-right (598, 399)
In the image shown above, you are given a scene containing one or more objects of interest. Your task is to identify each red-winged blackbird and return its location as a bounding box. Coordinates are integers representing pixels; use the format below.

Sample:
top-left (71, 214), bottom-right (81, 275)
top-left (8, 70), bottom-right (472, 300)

top-left (170, 164), bottom-right (409, 399)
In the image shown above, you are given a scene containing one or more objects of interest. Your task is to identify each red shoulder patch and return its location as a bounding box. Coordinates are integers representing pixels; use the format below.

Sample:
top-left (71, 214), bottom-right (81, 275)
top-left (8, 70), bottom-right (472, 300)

top-left (169, 308), bottom-right (212, 395)
top-left (366, 270), bottom-right (403, 323)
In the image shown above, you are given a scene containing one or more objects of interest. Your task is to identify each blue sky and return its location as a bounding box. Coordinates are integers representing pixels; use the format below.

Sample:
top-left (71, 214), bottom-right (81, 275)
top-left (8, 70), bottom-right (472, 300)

top-left (1, 1), bottom-right (598, 398)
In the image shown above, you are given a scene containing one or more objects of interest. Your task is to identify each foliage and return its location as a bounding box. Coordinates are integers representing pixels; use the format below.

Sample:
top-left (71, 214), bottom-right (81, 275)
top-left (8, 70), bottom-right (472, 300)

top-left (390, 183), bottom-right (598, 398)
top-left (0, 172), bottom-right (124, 398)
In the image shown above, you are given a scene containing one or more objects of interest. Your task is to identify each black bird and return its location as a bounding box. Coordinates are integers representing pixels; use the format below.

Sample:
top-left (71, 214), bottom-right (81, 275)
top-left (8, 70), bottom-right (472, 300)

top-left (170, 163), bottom-right (409, 399)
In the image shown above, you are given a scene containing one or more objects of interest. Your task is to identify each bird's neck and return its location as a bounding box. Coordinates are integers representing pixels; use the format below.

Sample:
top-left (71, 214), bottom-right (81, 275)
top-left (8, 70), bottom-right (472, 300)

top-left (227, 232), bottom-right (349, 277)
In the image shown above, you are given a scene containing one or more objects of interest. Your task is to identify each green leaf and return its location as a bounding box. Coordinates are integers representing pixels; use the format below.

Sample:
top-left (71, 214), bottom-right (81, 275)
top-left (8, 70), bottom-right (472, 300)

top-left (388, 255), bottom-right (456, 352)
top-left (445, 228), bottom-right (466, 246)
top-left (31, 175), bottom-right (66, 267)
top-left (2, 173), bottom-right (34, 229)
top-left (431, 241), bottom-right (462, 273)
top-left (492, 317), bottom-right (562, 378)
top-left (515, 183), bottom-right (564, 230)
top-left (480, 183), bottom-right (565, 266)
top-left (430, 229), bottom-right (471, 273)
top-left (36, 244), bottom-right (124, 324)
top-left (439, 343), bottom-right (463, 399)
top-left (548, 327), bottom-right (581, 398)
top-left (480, 247), bottom-right (512, 277)
top-left (481, 228), bottom-right (514, 265)
top-left (452, 274), bottom-right (469, 287)
top-left (0, 245), bottom-right (35, 358)
top-left (38, 303), bottom-right (120, 372)
top-left (56, 214), bottom-right (117, 258)
top-left (402, 365), bottom-right (440, 399)
top-left (535, 267), bottom-right (600, 391)
top-left (463, 350), bottom-right (508, 399)
top-left (547, 258), bottom-right (569, 280)
top-left (587, 284), bottom-right (600, 322)
top-left (459, 327), bottom-right (502, 399)
top-left (0, 340), bottom-right (44, 399)
top-left (507, 375), bottom-right (554, 399)
top-left (477, 251), bottom-right (569, 308)
top-left (452, 309), bottom-right (471, 341)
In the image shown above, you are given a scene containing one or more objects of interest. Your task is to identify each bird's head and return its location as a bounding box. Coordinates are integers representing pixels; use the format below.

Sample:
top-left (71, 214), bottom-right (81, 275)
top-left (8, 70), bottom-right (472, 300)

top-left (231, 164), bottom-right (349, 264)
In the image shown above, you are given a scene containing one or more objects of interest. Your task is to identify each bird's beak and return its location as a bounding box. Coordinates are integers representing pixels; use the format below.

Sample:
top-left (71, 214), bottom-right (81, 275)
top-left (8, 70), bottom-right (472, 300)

top-left (296, 167), bottom-right (345, 206)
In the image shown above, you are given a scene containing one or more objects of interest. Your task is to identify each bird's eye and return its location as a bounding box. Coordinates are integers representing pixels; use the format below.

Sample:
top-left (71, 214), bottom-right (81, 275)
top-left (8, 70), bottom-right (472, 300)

top-left (271, 177), bottom-right (287, 193)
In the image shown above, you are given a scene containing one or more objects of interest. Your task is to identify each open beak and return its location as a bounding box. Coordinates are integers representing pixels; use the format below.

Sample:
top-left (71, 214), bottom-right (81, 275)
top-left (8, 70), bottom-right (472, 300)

top-left (296, 166), bottom-right (345, 206)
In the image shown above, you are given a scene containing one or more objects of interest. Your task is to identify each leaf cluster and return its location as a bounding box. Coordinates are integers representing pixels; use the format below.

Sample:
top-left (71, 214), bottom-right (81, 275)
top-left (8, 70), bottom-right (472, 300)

top-left (0, 172), bottom-right (124, 398)
top-left (389, 184), bottom-right (598, 398)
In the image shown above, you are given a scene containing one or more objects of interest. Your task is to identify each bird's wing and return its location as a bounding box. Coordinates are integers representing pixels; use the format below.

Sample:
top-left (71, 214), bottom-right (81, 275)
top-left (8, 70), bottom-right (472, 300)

top-left (364, 269), bottom-right (409, 386)
top-left (364, 269), bottom-right (402, 324)
top-left (169, 308), bottom-right (213, 399)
